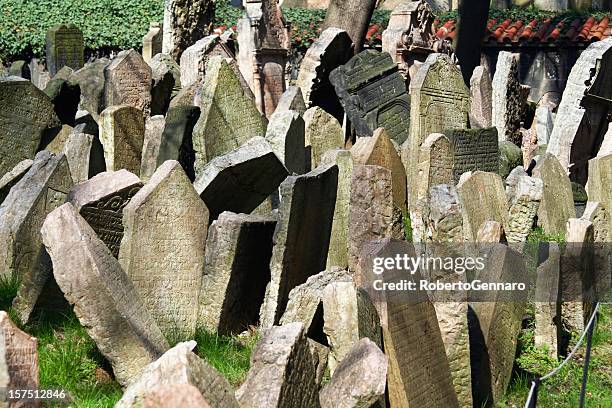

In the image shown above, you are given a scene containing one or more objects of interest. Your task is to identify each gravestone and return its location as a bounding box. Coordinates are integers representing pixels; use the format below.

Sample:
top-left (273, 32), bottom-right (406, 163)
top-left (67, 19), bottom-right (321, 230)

top-left (506, 175), bottom-right (543, 243)
top-left (492, 52), bottom-right (522, 145)
top-left (547, 38), bottom-right (612, 183)
top-left (427, 184), bottom-right (464, 243)
top-left (0, 159), bottom-right (32, 204)
top-left (275, 86), bottom-right (307, 116)
top-left (150, 53), bottom-right (182, 116)
top-left (532, 153), bottom-right (576, 236)
top-left (141, 115), bottom-right (167, 181)
top-left (180, 35), bottom-right (235, 88)
top-left (140, 384), bottom-right (210, 408)
top-left (352, 127), bottom-right (407, 211)
top-left (581, 201), bottom-right (610, 243)
top-left (586, 154), bottom-right (612, 217)
top-left (443, 127), bottom-right (500, 183)
top-left (67, 169), bottom-right (143, 257)
top-left (69, 58), bottom-right (110, 120)
top-left (104, 50), bottom-right (152, 115)
top-left (63, 131), bottom-right (99, 184)
top-left (304, 107), bottom-right (344, 171)
top-left (0, 77), bottom-right (61, 178)
top-left (318, 338), bottom-right (387, 408)
top-left (156, 105), bottom-right (201, 181)
top-left (116, 341), bottom-right (238, 408)
top-left (296, 28), bottom-right (353, 121)
top-left (236, 323), bottom-right (319, 408)
top-left (162, 0), bottom-right (215, 61)
top-left (470, 65), bottom-right (493, 129)
top-left (45, 24), bottom-right (84, 76)
top-left (415, 133), bottom-right (453, 204)
top-left (457, 171), bottom-right (509, 241)
top-left (237, 0), bottom-right (291, 117)
top-left (43, 75), bottom-right (80, 126)
top-left (521, 127), bottom-right (538, 169)
top-left (99, 105), bottom-right (145, 175)
top-left (8, 61), bottom-right (30, 79)
top-left (535, 105), bottom-right (554, 145)
top-left (193, 137), bottom-right (288, 220)
top-left (259, 164), bottom-right (338, 328)
top-left (330, 50), bottom-right (411, 144)
top-left (321, 150), bottom-right (353, 269)
top-left (0, 312), bottom-right (38, 405)
top-left (142, 22), bottom-right (163, 64)
top-left (42, 203), bottom-right (169, 387)
top-left (192, 57), bottom-right (267, 174)
top-left (598, 124), bottom-right (612, 157)
top-left (198, 212), bottom-right (276, 335)
top-left (265, 110), bottom-right (306, 175)
top-left (348, 165), bottom-right (395, 272)
top-left (1, 152), bottom-right (73, 323)
top-left (534, 242), bottom-right (561, 358)
top-left (120, 161), bottom-right (209, 340)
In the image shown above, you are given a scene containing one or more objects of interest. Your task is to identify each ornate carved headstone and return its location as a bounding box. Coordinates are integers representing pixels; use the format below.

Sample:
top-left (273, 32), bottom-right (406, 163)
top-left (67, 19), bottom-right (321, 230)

top-left (0, 77), bottom-right (61, 178)
top-left (162, 0), bottom-right (215, 61)
top-left (259, 164), bottom-right (338, 328)
top-left (99, 105), bottom-right (145, 175)
top-left (330, 50), bottom-right (411, 144)
top-left (237, 0), bottom-right (291, 117)
top-left (67, 169), bottom-right (143, 257)
top-left (296, 28), bottom-right (353, 121)
top-left (304, 107), bottom-right (344, 171)
top-left (444, 127), bottom-right (500, 183)
top-left (120, 161), bottom-right (209, 340)
top-left (470, 65), bottom-right (493, 129)
top-left (45, 24), bottom-right (84, 76)
top-left (104, 50), bottom-right (152, 115)
top-left (142, 22), bottom-right (163, 64)
top-left (492, 52), bottom-right (522, 145)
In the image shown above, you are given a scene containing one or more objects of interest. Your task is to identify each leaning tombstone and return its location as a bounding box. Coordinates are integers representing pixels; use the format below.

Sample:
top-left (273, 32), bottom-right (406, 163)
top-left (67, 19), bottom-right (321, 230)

top-left (275, 86), bottom-right (307, 116)
top-left (140, 115), bottom-right (167, 181)
top-left (142, 22), bottom-right (163, 64)
top-left (0, 159), bottom-right (32, 204)
top-left (304, 107), bottom-right (344, 171)
top-left (265, 110), bottom-right (306, 175)
top-left (99, 105), bottom-right (145, 175)
top-left (43, 203), bottom-right (169, 387)
top-left (45, 24), bottom-right (85, 76)
top-left (198, 212), bottom-right (276, 335)
top-left (492, 51), bottom-right (522, 145)
top-left (104, 49), bottom-right (152, 115)
top-left (69, 58), bottom-right (110, 120)
top-left (120, 161), bottom-right (209, 341)
top-left (469, 65), bottom-right (493, 129)
top-left (0, 77), bottom-right (61, 178)
top-left (63, 131), bottom-right (101, 184)
top-left (259, 164), bottom-right (339, 328)
top-left (67, 169), bottom-right (143, 257)
top-left (150, 53), bottom-right (182, 116)
top-left (162, 0), bottom-right (215, 61)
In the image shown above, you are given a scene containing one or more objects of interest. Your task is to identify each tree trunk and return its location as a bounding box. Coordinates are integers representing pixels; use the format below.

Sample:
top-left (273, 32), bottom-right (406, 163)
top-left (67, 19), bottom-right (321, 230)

top-left (454, 0), bottom-right (490, 85)
top-left (323, 0), bottom-right (378, 53)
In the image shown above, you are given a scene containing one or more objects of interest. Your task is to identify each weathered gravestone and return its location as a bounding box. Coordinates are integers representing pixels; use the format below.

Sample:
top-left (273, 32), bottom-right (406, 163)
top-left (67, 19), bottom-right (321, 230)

top-left (296, 28), bottom-right (353, 121)
top-left (457, 171), bottom-right (509, 241)
top-left (0, 159), bottom-right (32, 205)
top-left (506, 175), bottom-right (543, 244)
top-left (587, 154), bottom-right (612, 218)
top-left (99, 105), bottom-right (145, 175)
top-left (318, 338), bottom-right (387, 408)
top-left (120, 161), bottom-right (209, 340)
top-left (0, 152), bottom-right (73, 323)
top-left (236, 323), bottom-right (319, 408)
top-left (62, 130), bottom-right (105, 184)
top-left (547, 38), bottom-right (612, 183)
top-left (532, 153), bottom-right (576, 236)
top-left (330, 50), bottom-right (411, 143)
top-left (492, 52), bottom-right (523, 145)
top-left (534, 242), bottom-right (561, 358)
top-left (443, 127), bottom-right (500, 184)
top-left (198, 212), bottom-right (276, 335)
top-left (304, 107), bottom-right (344, 171)
top-left (0, 77), bottom-right (61, 179)
top-left (0, 312), bottom-right (38, 406)
top-left (69, 58), bottom-right (110, 120)
top-left (180, 35), bottom-right (236, 88)
top-left (321, 149), bottom-right (353, 269)
top-left (357, 239), bottom-right (460, 407)
top-left (67, 169), bottom-right (143, 257)
top-left (265, 110), bottom-right (306, 175)
top-left (275, 86), bottom-right (307, 116)
top-left (351, 127), bottom-right (407, 211)
top-left (192, 57), bottom-right (267, 175)
top-left (43, 73), bottom-right (81, 126)
top-left (470, 65), bottom-right (493, 129)
top-left (8, 61), bottom-right (30, 80)
top-left (42, 203), bottom-right (169, 387)
top-left (150, 53), bottom-right (182, 116)
top-left (259, 164), bottom-right (338, 328)
top-left (348, 165), bottom-right (395, 273)
top-left (194, 137), bottom-right (288, 220)
top-left (45, 24), bottom-right (84, 76)
top-left (598, 124), bottom-right (612, 158)
top-left (104, 50), bottom-right (152, 115)
top-left (162, 0), bottom-right (215, 61)
top-left (142, 22), bottom-right (163, 64)
top-left (141, 115), bottom-right (167, 181)
top-left (535, 105), bottom-right (554, 145)
top-left (426, 184), bottom-right (464, 243)
top-left (237, 0), bottom-right (291, 117)
top-left (415, 133), bottom-right (453, 204)
top-left (139, 384), bottom-right (210, 408)
top-left (115, 341), bottom-right (239, 408)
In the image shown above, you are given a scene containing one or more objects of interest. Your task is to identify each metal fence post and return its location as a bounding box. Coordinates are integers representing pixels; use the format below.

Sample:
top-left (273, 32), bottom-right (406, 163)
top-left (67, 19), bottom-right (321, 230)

top-left (579, 302), bottom-right (598, 408)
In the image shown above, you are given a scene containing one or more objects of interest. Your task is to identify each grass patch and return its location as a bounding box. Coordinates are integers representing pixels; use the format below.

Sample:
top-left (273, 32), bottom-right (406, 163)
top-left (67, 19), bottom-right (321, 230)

top-left (403, 211), bottom-right (413, 242)
top-left (526, 226), bottom-right (565, 244)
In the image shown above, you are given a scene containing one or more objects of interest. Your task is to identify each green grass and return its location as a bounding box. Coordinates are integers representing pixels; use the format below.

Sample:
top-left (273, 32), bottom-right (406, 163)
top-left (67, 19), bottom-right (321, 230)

top-left (499, 304), bottom-right (612, 407)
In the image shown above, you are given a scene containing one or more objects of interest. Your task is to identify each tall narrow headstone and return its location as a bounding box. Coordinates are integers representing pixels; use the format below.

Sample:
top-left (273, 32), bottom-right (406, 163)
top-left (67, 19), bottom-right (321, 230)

top-left (42, 203), bottom-right (169, 387)
top-left (150, 53), bottom-right (181, 116)
top-left (45, 24), bottom-right (85, 76)
top-left (104, 50), bottom-right (152, 115)
top-left (120, 161), bottom-right (209, 340)
top-left (506, 175), bottom-right (544, 243)
top-left (535, 242), bottom-right (561, 358)
top-left (492, 52), bottom-right (523, 145)
top-left (140, 115), bottom-right (167, 181)
top-left (296, 28), bottom-right (353, 121)
top-left (142, 22), bottom-right (163, 64)
top-left (259, 164), bottom-right (339, 328)
top-left (304, 107), bottom-right (344, 171)
top-left (586, 154), bottom-right (612, 217)
top-left (156, 105), bottom-right (201, 181)
top-left (426, 184), bottom-right (464, 243)
top-left (265, 110), bottom-right (306, 175)
top-left (535, 105), bottom-right (554, 145)
top-left (99, 105), bottom-right (145, 175)
top-left (198, 212), bottom-right (276, 335)
top-left (470, 65), bottom-right (493, 129)
top-left (0, 77), bottom-right (61, 178)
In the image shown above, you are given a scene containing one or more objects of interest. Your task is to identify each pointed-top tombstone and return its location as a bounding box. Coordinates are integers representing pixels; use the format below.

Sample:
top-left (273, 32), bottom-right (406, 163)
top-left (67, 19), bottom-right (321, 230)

top-left (99, 105), bottom-right (145, 175)
top-left (104, 49), bottom-right (152, 115)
